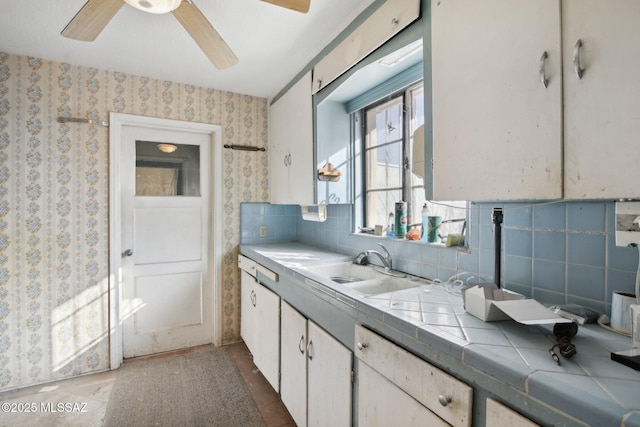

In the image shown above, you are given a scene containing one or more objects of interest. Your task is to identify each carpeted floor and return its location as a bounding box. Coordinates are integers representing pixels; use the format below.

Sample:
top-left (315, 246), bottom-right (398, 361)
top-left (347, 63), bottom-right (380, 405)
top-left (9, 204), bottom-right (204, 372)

top-left (104, 346), bottom-right (265, 427)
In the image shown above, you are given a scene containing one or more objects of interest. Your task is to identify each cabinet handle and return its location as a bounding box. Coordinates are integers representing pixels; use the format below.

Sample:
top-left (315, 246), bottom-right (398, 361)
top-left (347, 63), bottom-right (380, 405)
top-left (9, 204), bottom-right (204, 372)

top-left (298, 335), bottom-right (305, 354)
top-left (287, 154), bottom-right (291, 165)
top-left (573, 39), bottom-right (584, 79)
top-left (438, 394), bottom-right (452, 407)
top-left (307, 340), bottom-right (314, 361)
top-left (283, 155), bottom-right (288, 166)
top-left (539, 51), bottom-right (548, 88)
top-left (357, 342), bottom-right (367, 351)
top-left (250, 290), bottom-right (256, 307)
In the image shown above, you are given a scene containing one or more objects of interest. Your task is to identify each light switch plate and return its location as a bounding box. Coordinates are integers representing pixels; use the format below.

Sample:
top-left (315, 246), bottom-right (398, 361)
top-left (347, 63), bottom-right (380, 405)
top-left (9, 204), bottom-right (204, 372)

top-left (615, 201), bottom-right (640, 247)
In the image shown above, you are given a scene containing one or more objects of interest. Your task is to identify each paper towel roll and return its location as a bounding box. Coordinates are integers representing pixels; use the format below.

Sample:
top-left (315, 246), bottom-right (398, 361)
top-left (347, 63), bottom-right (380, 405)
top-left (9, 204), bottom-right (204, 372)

top-left (301, 205), bottom-right (327, 222)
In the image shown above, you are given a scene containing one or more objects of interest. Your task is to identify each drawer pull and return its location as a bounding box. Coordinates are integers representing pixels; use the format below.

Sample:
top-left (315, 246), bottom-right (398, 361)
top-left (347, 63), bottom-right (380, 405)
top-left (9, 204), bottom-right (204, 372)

top-left (357, 342), bottom-right (367, 351)
top-left (438, 394), bottom-right (452, 407)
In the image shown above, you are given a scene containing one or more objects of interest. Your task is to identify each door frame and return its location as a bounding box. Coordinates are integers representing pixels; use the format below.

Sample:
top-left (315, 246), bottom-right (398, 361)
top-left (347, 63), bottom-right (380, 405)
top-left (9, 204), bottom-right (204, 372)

top-left (108, 113), bottom-right (223, 369)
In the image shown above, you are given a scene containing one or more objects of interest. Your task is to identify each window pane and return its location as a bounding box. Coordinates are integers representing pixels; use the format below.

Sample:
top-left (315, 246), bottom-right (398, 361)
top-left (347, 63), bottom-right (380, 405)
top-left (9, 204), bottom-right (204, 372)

top-left (366, 141), bottom-right (403, 190)
top-left (365, 95), bottom-right (405, 228)
top-left (135, 140), bottom-right (201, 196)
top-left (366, 189), bottom-right (402, 229)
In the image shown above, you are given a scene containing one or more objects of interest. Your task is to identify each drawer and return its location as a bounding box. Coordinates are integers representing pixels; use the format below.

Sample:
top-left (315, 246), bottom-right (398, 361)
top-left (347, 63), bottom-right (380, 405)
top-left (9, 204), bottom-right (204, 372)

top-left (238, 254), bottom-right (278, 282)
top-left (238, 254), bottom-right (258, 277)
top-left (355, 325), bottom-right (472, 427)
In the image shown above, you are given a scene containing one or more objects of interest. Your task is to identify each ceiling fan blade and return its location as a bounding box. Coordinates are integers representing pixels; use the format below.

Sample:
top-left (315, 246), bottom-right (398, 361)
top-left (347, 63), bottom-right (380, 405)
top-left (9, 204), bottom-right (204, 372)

top-left (260, 0), bottom-right (310, 14)
top-left (172, 1), bottom-right (239, 69)
top-left (61, 0), bottom-right (124, 41)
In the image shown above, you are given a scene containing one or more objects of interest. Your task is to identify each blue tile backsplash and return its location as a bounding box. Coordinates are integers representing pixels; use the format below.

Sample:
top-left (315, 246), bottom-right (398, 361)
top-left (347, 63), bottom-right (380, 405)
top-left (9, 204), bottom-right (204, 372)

top-left (240, 200), bottom-right (639, 315)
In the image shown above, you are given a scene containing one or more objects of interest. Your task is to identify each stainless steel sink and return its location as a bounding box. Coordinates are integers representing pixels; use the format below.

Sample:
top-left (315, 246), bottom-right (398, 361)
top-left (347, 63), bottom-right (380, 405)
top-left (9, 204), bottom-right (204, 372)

top-left (344, 277), bottom-right (420, 295)
top-left (330, 276), bottom-right (361, 284)
top-left (301, 261), bottom-right (420, 295)
top-left (302, 262), bottom-right (378, 282)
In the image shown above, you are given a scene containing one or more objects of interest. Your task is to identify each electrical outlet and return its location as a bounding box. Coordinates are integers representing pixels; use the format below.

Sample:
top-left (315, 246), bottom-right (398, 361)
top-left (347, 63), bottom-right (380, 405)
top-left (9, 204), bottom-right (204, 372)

top-left (615, 201), bottom-right (640, 247)
top-left (259, 225), bottom-right (267, 238)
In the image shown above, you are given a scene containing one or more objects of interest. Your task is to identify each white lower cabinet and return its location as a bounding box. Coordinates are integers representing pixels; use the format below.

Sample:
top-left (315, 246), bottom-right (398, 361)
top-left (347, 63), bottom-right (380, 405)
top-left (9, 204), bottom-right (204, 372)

top-left (355, 325), bottom-right (473, 427)
top-left (280, 301), bottom-right (352, 427)
top-left (239, 261), bottom-right (280, 393)
top-left (358, 362), bottom-right (450, 427)
top-left (485, 398), bottom-right (540, 427)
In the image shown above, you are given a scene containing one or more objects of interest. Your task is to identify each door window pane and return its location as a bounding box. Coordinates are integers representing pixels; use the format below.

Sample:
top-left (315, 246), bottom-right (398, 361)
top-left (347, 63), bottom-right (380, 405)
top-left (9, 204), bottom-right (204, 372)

top-left (135, 141), bottom-right (201, 196)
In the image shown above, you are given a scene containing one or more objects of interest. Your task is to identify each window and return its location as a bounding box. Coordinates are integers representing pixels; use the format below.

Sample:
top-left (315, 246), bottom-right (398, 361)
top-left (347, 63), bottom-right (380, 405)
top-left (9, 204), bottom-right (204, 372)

top-left (311, 30), bottom-right (468, 244)
top-left (135, 140), bottom-right (201, 197)
top-left (360, 83), bottom-right (466, 241)
top-left (363, 83), bottom-right (425, 229)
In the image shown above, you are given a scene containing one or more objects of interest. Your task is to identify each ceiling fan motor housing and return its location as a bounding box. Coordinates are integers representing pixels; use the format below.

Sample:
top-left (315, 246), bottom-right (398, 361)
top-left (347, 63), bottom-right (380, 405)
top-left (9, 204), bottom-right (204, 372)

top-left (124, 0), bottom-right (183, 14)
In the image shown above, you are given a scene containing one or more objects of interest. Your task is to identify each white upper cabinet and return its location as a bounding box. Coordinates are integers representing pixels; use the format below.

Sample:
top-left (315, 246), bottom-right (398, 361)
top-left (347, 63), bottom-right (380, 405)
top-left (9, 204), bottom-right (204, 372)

top-left (563, 0), bottom-right (640, 199)
top-left (313, 0), bottom-right (421, 93)
top-left (269, 71), bottom-right (314, 205)
top-left (431, 0), bottom-right (562, 201)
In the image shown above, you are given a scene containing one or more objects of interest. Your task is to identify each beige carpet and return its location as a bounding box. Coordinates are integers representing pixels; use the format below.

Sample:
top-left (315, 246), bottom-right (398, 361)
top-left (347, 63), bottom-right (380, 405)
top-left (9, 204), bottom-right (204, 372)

top-left (104, 346), bottom-right (265, 427)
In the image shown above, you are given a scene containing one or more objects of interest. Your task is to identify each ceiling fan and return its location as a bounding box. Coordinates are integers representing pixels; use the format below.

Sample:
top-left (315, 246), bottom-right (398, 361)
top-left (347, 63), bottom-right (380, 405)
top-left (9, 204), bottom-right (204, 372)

top-left (61, 0), bottom-right (310, 69)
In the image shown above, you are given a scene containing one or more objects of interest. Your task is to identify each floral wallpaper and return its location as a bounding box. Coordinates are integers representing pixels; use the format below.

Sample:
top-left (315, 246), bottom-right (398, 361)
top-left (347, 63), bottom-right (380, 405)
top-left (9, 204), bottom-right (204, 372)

top-left (0, 51), bottom-right (269, 391)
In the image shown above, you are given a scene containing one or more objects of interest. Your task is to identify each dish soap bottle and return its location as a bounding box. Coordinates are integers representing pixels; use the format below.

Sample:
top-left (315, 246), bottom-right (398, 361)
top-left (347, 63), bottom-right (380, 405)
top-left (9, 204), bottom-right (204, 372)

top-left (387, 212), bottom-right (395, 238)
top-left (421, 203), bottom-right (430, 242)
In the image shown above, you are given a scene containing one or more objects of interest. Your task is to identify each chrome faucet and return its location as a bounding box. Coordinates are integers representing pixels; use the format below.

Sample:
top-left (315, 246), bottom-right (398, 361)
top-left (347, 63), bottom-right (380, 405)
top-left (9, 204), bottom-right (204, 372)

top-left (365, 243), bottom-right (392, 272)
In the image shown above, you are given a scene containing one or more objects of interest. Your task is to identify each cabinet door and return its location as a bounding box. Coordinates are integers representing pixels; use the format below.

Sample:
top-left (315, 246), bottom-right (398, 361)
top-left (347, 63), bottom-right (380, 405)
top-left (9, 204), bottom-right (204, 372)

top-left (563, 0), bottom-right (640, 199)
top-left (268, 124), bottom-right (289, 205)
top-left (486, 398), bottom-right (539, 427)
top-left (253, 283), bottom-right (280, 393)
top-left (312, 0), bottom-right (421, 93)
top-left (431, 0), bottom-right (562, 201)
top-left (269, 71), bottom-right (314, 205)
top-left (240, 270), bottom-right (256, 355)
top-left (280, 302), bottom-right (308, 427)
top-left (355, 325), bottom-right (472, 427)
top-left (358, 362), bottom-right (449, 427)
top-left (307, 321), bottom-right (352, 427)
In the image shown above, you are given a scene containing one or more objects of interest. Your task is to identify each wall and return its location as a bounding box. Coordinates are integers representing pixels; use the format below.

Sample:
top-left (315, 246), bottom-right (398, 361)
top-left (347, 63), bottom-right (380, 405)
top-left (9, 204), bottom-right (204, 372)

top-left (0, 52), bottom-right (268, 391)
top-left (240, 201), bottom-right (638, 315)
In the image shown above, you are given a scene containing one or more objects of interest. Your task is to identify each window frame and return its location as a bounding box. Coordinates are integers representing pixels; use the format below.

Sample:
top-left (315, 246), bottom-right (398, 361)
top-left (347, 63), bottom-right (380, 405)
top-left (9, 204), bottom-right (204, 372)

top-left (360, 81), bottom-right (425, 230)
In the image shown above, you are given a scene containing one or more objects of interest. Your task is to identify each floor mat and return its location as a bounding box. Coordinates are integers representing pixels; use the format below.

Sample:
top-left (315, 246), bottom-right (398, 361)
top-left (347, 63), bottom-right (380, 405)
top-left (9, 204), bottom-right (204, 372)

top-left (104, 346), bottom-right (265, 427)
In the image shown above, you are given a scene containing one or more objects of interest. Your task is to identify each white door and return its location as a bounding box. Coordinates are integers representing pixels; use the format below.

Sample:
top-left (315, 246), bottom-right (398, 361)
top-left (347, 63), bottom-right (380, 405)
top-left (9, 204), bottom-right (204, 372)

top-left (121, 125), bottom-right (212, 358)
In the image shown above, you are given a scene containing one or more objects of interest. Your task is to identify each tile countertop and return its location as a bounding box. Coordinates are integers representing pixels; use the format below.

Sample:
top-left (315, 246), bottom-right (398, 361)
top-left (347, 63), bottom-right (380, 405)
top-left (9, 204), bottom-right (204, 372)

top-left (239, 242), bottom-right (640, 427)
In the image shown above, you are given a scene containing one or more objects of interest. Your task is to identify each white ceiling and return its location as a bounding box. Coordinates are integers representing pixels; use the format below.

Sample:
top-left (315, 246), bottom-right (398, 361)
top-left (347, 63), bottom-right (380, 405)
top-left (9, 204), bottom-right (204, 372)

top-left (0, 0), bottom-right (375, 99)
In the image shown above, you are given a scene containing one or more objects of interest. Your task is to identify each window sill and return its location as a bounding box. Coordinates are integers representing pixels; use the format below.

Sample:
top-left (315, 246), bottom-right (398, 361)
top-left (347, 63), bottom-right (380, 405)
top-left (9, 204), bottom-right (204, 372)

top-left (350, 232), bottom-right (470, 252)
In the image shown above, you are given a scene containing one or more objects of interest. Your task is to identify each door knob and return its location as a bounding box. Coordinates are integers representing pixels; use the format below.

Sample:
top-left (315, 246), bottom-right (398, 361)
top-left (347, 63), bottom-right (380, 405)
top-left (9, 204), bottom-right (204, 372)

top-left (122, 249), bottom-right (133, 257)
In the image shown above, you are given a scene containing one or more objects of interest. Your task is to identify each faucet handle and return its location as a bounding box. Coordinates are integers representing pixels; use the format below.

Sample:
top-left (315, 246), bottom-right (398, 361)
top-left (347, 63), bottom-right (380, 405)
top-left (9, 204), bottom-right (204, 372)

top-left (353, 252), bottom-right (369, 265)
